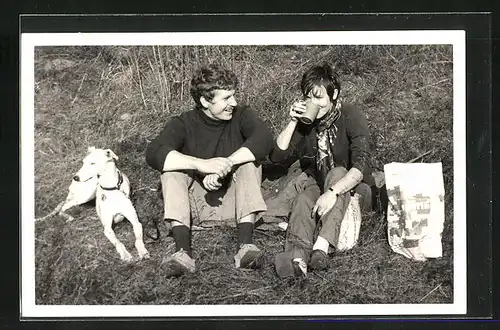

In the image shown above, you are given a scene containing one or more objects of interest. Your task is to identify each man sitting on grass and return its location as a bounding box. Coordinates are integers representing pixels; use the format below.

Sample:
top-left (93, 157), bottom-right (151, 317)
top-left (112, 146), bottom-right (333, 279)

top-left (270, 63), bottom-right (375, 278)
top-left (146, 64), bottom-right (273, 277)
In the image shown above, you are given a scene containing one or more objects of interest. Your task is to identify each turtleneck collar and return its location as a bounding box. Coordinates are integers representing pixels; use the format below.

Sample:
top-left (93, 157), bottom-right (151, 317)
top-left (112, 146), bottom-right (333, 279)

top-left (195, 106), bottom-right (230, 128)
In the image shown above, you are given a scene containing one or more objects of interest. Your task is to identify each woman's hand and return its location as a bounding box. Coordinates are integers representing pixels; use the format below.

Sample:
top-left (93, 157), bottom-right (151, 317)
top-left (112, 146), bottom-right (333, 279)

top-left (311, 190), bottom-right (338, 218)
top-left (289, 101), bottom-right (307, 122)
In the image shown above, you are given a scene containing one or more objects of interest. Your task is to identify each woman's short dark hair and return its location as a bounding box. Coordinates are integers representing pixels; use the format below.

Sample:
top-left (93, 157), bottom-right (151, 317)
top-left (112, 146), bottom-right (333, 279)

top-left (190, 64), bottom-right (238, 106)
top-left (300, 63), bottom-right (341, 101)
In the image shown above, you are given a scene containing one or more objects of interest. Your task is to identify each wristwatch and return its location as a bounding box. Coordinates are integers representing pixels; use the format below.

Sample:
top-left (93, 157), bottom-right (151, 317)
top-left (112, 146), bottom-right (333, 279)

top-left (328, 187), bottom-right (339, 196)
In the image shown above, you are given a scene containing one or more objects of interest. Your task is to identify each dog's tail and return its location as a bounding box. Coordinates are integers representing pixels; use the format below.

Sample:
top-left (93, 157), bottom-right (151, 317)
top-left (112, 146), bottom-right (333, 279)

top-left (35, 201), bottom-right (65, 222)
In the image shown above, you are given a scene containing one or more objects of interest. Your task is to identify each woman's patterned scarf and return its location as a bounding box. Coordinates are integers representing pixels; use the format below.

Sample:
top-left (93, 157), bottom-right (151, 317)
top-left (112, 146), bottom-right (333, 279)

top-left (316, 100), bottom-right (342, 184)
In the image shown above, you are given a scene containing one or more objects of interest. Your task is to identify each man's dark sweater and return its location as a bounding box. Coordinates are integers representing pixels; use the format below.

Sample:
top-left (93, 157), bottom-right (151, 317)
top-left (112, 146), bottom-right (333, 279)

top-left (269, 103), bottom-right (374, 187)
top-left (146, 105), bottom-right (273, 172)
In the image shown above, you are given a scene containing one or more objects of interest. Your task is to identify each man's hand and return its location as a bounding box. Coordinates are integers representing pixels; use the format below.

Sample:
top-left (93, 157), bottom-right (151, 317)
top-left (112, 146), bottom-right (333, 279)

top-left (311, 191), bottom-right (338, 218)
top-left (203, 174), bottom-right (222, 191)
top-left (195, 157), bottom-right (233, 177)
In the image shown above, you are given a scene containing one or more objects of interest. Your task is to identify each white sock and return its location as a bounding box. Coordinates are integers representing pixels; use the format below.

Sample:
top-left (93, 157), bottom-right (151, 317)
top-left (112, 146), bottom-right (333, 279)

top-left (312, 236), bottom-right (330, 254)
top-left (292, 258), bottom-right (307, 275)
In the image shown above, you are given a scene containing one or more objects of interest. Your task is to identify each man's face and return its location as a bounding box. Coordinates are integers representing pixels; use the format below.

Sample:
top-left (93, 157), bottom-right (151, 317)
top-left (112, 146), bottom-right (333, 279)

top-left (201, 89), bottom-right (238, 121)
top-left (306, 85), bottom-right (337, 120)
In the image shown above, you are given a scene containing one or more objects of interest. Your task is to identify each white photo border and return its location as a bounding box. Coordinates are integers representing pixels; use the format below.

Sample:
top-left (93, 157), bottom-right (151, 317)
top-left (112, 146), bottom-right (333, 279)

top-left (21, 30), bottom-right (466, 318)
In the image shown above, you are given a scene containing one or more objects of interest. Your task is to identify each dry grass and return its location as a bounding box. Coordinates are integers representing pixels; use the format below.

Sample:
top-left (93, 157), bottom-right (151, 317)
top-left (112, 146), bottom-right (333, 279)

top-left (33, 44), bottom-right (453, 305)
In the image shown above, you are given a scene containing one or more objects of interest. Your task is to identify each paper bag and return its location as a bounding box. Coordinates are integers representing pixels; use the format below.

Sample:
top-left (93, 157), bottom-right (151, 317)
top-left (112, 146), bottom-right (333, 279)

top-left (384, 162), bottom-right (445, 261)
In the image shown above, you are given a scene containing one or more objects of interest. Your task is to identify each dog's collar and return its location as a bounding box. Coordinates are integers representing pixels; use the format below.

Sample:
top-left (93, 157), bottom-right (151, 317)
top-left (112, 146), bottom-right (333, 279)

top-left (99, 170), bottom-right (124, 191)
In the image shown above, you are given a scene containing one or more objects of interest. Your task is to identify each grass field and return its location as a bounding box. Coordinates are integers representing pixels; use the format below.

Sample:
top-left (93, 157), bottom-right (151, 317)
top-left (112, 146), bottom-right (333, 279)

top-left (32, 44), bottom-right (454, 306)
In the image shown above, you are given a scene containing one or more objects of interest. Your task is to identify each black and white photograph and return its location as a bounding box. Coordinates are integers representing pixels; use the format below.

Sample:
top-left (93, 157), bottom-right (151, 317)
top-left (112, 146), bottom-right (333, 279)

top-left (21, 30), bottom-right (466, 317)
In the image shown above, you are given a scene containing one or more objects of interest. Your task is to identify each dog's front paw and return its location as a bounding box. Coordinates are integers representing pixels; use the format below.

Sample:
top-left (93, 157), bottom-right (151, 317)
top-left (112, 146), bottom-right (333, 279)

top-left (119, 249), bottom-right (134, 262)
top-left (135, 240), bottom-right (150, 260)
top-left (138, 248), bottom-right (150, 260)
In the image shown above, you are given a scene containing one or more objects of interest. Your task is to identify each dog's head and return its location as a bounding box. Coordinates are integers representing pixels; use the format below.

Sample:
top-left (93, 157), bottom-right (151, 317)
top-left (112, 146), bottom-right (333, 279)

top-left (73, 147), bottom-right (119, 182)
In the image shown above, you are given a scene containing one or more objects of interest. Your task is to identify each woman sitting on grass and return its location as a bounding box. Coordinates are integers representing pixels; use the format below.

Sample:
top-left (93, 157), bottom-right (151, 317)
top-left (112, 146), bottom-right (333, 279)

top-left (270, 63), bottom-right (375, 278)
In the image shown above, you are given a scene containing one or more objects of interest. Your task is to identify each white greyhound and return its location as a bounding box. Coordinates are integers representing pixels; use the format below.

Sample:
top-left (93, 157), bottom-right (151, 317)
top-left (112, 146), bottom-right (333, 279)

top-left (35, 154), bottom-right (99, 223)
top-left (74, 146), bottom-right (150, 262)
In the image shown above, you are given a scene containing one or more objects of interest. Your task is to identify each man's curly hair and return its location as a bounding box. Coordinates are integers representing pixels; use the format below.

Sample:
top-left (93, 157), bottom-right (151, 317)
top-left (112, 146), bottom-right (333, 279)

top-left (190, 64), bottom-right (238, 107)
